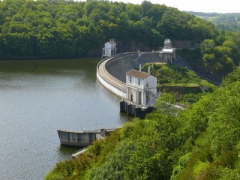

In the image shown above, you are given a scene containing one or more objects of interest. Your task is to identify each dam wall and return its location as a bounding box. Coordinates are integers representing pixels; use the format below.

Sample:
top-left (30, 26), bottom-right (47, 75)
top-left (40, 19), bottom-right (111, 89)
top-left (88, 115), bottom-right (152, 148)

top-left (105, 53), bottom-right (138, 82)
top-left (97, 55), bottom-right (127, 98)
top-left (105, 52), bottom-right (160, 83)
top-left (97, 72), bottom-right (127, 98)
top-left (96, 52), bottom-right (161, 99)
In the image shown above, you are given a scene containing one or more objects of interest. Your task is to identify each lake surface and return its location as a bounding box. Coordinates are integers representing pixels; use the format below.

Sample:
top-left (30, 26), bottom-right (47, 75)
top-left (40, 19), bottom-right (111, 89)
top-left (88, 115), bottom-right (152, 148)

top-left (0, 58), bottom-right (129, 180)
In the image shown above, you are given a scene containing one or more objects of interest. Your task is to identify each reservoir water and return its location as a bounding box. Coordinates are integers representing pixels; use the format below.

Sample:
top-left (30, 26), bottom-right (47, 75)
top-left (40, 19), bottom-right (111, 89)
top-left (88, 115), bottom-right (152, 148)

top-left (0, 58), bottom-right (128, 180)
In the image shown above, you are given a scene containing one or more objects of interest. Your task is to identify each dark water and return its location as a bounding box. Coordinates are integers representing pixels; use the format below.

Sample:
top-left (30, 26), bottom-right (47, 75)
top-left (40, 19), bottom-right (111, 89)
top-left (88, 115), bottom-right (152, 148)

top-left (0, 58), bottom-right (128, 180)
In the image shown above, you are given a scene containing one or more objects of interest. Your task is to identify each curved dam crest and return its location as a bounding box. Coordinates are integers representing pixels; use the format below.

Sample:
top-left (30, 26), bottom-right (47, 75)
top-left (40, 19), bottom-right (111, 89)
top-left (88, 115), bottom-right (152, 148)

top-left (97, 52), bottom-right (161, 107)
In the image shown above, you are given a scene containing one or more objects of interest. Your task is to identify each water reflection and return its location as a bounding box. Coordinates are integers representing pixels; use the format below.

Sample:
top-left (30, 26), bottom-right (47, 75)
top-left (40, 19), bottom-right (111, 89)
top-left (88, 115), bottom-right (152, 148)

top-left (57, 145), bottom-right (80, 159)
top-left (0, 58), bottom-right (130, 180)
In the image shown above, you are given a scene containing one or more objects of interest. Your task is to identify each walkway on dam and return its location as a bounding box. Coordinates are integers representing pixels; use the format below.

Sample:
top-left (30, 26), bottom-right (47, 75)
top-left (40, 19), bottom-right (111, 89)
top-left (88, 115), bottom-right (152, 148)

top-left (97, 52), bottom-right (161, 99)
top-left (97, 55), bottom-right (127, 94)
top-left (97, 52), bottom-right (188, 112)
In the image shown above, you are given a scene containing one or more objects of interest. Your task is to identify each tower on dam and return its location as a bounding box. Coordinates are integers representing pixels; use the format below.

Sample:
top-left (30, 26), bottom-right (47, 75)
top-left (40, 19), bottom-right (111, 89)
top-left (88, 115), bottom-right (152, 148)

top-left (159, 39), bottom-right (176, 64)
top-left (102, 39), bottom-right (117, 58)
top-left (99, 39), bottom-right (178, 118)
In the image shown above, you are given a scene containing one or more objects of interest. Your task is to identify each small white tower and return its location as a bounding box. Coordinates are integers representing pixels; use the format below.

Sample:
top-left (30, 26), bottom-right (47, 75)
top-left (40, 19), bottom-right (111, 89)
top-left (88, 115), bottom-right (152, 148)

top-left (102, 39), bottom-right (117, 58)
top-left (163, 39), bottom-right (172, 49)
top-left (159, 39), bottom-right (176, 64)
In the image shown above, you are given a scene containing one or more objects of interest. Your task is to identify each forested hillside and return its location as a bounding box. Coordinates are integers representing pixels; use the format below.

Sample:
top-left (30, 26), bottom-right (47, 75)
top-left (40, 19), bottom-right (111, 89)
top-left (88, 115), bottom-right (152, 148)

top-left (46, 67), bottom-right (240, 180)
top-left (0, 0), bottom-right (218, 59)
top-left (187, 11), bottom-right (240, 32)
top-left (178, 29), bottom-right (240, 79)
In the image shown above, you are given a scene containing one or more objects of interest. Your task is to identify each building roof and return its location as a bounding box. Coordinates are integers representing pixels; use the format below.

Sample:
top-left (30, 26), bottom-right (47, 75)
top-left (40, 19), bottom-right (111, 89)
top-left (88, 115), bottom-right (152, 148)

top-left (126, 69), bottom-right (151, 79)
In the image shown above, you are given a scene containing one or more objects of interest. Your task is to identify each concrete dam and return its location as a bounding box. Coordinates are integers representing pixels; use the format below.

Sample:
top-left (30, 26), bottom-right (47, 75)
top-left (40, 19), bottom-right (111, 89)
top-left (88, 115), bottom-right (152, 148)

top-left (97, 52), bottom-right (160, 98)
top-left (97, 52), bottom-right (161, 118)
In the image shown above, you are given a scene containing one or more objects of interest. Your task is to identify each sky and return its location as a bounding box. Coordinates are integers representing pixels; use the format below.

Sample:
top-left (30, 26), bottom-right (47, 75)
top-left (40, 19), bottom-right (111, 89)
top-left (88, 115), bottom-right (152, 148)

top-left (114, 0), bottom-right (240, 13)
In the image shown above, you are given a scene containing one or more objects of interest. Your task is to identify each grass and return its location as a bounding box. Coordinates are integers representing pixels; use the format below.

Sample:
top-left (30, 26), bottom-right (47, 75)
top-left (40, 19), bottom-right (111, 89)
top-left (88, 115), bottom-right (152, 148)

top-left (142, 63), bottom-right (215, 105)
top-left (142, 63), bottom-right (214, 88)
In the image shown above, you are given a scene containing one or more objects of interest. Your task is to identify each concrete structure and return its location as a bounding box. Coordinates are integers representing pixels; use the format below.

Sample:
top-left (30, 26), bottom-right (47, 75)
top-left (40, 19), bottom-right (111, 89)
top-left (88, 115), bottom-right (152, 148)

top-left (57, 129), bottom-right (114, 147)
top-left (97, 52), bottom-right (161, 118)
top-left (105, 52), bottom-right (160, 83)
top-left (102, 39), bottom-right (117, 57)
top-left (159, 39), bottom-right (176, 64)
top-left (71, 148), bottom-right (87, 159)
top-left (57, 129), bottom-right (100, 147)
top-left (97, 52), bottom-right (161, 99)
top-left (125, 69), bottom-right (157, 108)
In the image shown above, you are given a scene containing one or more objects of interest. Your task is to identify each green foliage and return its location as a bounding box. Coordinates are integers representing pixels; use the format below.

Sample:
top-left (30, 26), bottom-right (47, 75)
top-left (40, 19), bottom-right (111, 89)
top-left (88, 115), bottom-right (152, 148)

top-left (88, 141), bottom-right (135, 180)
top-left (171, 69), bottom-right (240, 179)
top-left (46, 68), bottom-right (240, 180)
top-left (1, 1), bottom-right (238, 82)
top-left (154, 92), bottom-right (176, 114)
top-left (188, 12), bottom-right (240, 32)
top-left (178, 30), bottom-right (239, 79)
top-left (0, 0), bottom-right (219, 59)
top-left (45, 172), bottom-right (65, 180)
top-left (88, 113), bottom-right (181, 180)
top-left (200, 39), bottom-right (215, 54)
top-left (45, 129), bottom-right (121, 180)
top-left (178, 48), bottom-right (202, 64)
top-left (142, 63), bottom-right (214, 105)
top-left (143, 63), bottom-right (213, 86)
top-left (193, 161), bottom-right (210, 178)
top-left (181, 93), bottom-right (203, 104)
top-left (47, 160), bottom-right (76, 179)
top-left (222, 66), bottom-right (240, 85)
top-left (171, 153), bottom-right (191, 180)
top-left (199, 33), bottom-right (239, 77)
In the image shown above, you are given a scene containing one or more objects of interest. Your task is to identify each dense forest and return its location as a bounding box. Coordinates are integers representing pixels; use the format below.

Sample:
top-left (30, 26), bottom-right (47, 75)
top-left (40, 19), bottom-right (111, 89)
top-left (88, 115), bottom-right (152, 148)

top-left (46, 66), bottom-right (240, 180)
top-left (187, 11), bottom-right (240, 32)
top-left (0, 0), bottom-right (239, 78)
top-left (1, 0), bottom-right (238, 179)
top-left (0, 0), bottom-right (219, 59)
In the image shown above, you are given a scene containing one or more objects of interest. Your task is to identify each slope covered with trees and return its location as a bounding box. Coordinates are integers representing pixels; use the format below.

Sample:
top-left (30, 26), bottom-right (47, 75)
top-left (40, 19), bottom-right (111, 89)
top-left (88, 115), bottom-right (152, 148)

top-left (187, 12), bottom-right (240, 32)
top-left (0, 0), bottom-right (218, 59)
top-left (1, 0), bottom-right (239, 80)
top-left (178, 12), bottom-right (240, 79)
top-left (45, 67), bottom-right (240, 180)
top-left (178, 30), bottom-right (240, 79)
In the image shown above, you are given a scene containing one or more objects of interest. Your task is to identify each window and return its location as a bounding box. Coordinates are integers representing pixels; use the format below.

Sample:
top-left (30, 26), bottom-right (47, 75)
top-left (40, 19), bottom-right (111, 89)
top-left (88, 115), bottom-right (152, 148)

top-left (146, 92), bottom-right (149, 104)
top-left (138, 79), bottom-right (140, 85)
top-left (130, 76), bottom-right (132, 83)
top-left (139, 92), bottom-right (142, 105)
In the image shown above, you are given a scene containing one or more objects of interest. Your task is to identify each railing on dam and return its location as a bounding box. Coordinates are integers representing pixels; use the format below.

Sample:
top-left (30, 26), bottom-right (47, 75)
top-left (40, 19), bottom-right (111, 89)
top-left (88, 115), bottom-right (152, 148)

top-left (96, 52), bottom-right (160, 99)
top-left (97, 52), bottom-right (187, 115)
top-left (96, 53), bottom-right (137, 98)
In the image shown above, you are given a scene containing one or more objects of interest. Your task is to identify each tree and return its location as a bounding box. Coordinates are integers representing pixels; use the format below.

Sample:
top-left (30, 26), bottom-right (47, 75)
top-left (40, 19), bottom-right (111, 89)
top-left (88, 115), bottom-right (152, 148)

top-left (200, 39), bottom-right (215, 54)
